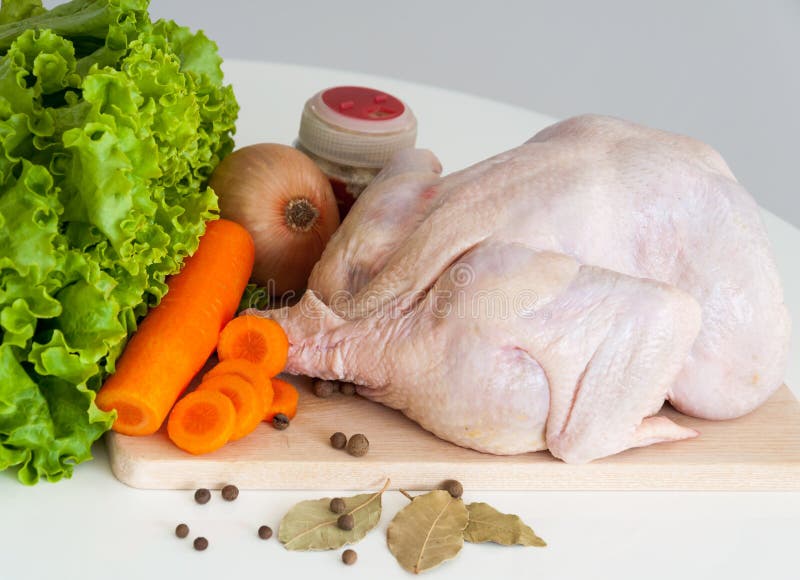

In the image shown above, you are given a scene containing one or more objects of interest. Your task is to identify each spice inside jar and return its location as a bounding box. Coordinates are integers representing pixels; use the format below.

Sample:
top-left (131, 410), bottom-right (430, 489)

top-left (294, 144), bottom-right (379, 217)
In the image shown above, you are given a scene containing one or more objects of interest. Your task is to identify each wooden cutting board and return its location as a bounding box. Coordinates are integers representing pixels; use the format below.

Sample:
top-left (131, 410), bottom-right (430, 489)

top-left (107, 377), bottom-right (800, 491)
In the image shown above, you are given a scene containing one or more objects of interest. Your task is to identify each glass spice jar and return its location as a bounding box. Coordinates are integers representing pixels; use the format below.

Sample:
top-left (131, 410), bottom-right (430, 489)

top-left (295, 86), bottom-right (417, 219)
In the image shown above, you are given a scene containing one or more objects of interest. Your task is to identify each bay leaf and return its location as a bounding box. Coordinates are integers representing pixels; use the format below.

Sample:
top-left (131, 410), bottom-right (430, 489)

top-left (464, 502), bottom-right (546, 547)
top-left (278, 480), bottom-right (388, 551)
top-left (387, 490), bottom-right (469, 574)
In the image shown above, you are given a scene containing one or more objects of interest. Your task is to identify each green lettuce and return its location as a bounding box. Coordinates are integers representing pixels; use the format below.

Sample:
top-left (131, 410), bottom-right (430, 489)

top-left (0, 0), bottom-right (238, 484)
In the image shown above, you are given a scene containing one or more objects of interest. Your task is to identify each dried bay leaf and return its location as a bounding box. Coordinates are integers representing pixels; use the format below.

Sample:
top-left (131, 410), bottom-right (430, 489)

top-left (279, 480), bottom-right (389, 550)
top-left (464, 502), bottom-right (546, 547)
top-left (387, 490), bottom-right (469, 574)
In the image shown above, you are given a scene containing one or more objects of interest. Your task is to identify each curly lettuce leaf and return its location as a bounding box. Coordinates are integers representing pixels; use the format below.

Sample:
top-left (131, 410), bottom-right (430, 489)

top-left (0, 0), bottom-right (147, 53)
top-left (0, 0), bottom-right (238, 484)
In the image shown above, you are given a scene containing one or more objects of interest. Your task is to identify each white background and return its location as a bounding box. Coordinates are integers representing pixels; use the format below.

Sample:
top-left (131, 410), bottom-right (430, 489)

top-left (134, 0), bottom-right (800, 227)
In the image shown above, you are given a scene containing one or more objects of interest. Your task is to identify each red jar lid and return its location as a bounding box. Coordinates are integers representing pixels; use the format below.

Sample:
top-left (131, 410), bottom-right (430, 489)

top-left (298, 85), bottom-right (417, 169)
top-left (321, 86), bottom-right (406, 121)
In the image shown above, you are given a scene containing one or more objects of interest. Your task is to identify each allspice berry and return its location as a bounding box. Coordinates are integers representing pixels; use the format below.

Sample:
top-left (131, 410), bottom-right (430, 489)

top-left (443, 479), bottom-right (463, 499)
top-left (339, 382), bottom-right (356, 396)
top-left (272, 413), bottom-right (290, 430)
top-left (193, 537), bottom-right (209, 551)
top-left (329, 497), bottom-right (347, 514)
top-left (330, 432), bottom-right (347, 450)
top-left (337, 513), bottom-right (355, 531)
top-left (346, 433), bottom-right (369, 457)
top-left (342, 549), bottom-right (358, 565)
top-left (221, 484), bottom-right (239, 501)
top-left (175, 523), bottom-right (189, 539)
top-left (258, 525), bottom-right (273, 540)
top-left (194, 488), bottom-right (211, 504)
top-left (313, 379), bottom-right (337, 398)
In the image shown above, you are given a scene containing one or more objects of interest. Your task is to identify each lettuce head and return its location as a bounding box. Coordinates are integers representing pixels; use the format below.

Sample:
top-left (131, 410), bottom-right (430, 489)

top-left (0, 0), bottom-right (238, 484)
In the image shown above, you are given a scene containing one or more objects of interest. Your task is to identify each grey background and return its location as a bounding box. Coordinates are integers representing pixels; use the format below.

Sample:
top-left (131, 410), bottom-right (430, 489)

top-left (47, 0), bottom-right (800, 226)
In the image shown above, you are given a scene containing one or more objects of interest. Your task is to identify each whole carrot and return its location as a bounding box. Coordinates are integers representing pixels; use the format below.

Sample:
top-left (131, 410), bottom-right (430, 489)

top-left (96, 219), bottom-right (255, 436)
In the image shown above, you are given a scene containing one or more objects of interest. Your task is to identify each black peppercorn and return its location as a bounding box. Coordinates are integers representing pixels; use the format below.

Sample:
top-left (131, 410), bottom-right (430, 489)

top-left (313, 379), bottom-right (337, 398)
top-left (339, 382), bottom-right (356, 396)
top-left (337, 513), bottom-right (354, 531)
top-left (329, 497), bottom-right (347, 514)
top-left (175, 523), bottom-right (189, 538)
top-left (272, 413), bottom-right (290, 430)
top-left (193, 537), bottom-right (208, 551)
top-left (194, 488), bottom-right (211, 504)
top-left (342, 549), bottom-right (358, 565)
top-left (346, 433), bottom-right (369, 457)
top-left (258, 525), bottom-right (273, 540)
top-left (330, 432), bottom-right (347, 450)
top-left (221, 484), bottom-right (239, 501)
top-left (443, 479), bottom-right (463, 499)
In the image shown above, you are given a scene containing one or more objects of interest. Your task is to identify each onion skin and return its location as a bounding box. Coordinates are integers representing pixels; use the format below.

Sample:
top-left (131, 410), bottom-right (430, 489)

top-left (209, 144), bottom-right (339, 297)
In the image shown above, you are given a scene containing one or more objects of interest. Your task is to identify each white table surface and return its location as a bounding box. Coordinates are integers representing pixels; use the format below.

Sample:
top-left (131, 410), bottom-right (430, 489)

top-left (2, 60), bottom-right (798, 580)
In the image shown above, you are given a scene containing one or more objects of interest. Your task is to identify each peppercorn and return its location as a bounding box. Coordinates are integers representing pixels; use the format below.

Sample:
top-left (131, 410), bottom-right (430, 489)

top-left (346, 433), bottom-right (369, 457)
top-left (443, 479), bottom-right (463, 499)
top-left (342, 549), bottom-right (358, 565)
top-left (272, 413), bottom-right (290, 430)
top-left (337, 513), bottom-right (354, 531)
top-left (330, 432), bottom-right (347, 450)
top-left (258, 525), bottom-right (273, 540)
top-left (339, 382), bottom-right (356, 396)
top-left (194, 488), bottom-right (211, 504)
top-left (221, 484), bottom-right (239, 501)
top-left (313, 379), bottom-right (337, 398)
top-left (175, 523), bottom-right (189, 539)
top-left (193, 537), bottom-right (208, 551)
top-left (329, 497), bottom-right (347, 514)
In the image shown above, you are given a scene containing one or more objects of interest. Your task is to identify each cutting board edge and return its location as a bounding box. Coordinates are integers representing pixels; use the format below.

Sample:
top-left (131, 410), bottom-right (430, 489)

top-left (108, 441), bottom-right (800, 492)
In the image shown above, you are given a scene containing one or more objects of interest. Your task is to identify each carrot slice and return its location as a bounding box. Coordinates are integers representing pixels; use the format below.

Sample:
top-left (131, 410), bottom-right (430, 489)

top-left (203, 359), bottom-right (274, 412)
top-left (96, 219), bottom-right (255, 435)
top-left (264, 378), bottom-right (299, 422)
top-left (197, 374), bottom-right (265, 441)
top-left (167, 390), bottom-right (236, 455)
top-left (217, 315), bottom-right (289, 377)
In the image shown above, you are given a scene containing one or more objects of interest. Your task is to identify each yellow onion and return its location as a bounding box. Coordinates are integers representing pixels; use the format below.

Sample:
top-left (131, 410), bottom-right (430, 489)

top-left (209, 143), bottom-right (339, 297)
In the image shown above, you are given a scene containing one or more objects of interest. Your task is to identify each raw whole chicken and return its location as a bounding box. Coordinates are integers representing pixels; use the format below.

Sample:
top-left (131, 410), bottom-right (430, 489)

top-left (257, 115), bottom-right (791, 463)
